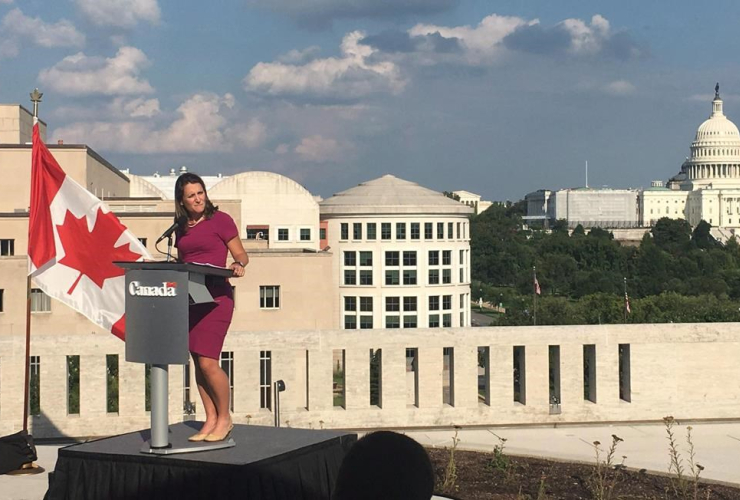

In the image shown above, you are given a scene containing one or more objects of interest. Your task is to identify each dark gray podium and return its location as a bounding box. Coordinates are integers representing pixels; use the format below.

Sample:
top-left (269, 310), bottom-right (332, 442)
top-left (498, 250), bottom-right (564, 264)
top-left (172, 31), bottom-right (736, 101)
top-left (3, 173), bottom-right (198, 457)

top-left (115, 261), bottom-right (235, 455)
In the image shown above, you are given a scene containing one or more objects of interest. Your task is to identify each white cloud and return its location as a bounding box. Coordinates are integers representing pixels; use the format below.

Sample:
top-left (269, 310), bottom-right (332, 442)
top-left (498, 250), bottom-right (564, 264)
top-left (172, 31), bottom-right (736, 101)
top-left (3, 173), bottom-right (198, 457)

top-left (409, 14), bottom-right (531, 64)
top-left (277, 46), bottom-right (321, 64)
top-left (75, 0), bottom-right (160, 28)
top-left (0, 8), bottom-right (84, 58)
top-left (275, 143), bottom-right (290, 155)
top-left (111, 96), bottom-right (161, 117)
top-left (0, 0), bottom-right (13, 4)
top-left (51, 93), bottom-right (264, 153)
top-left (244, 31), bottom-right (406, 100)
top-left (561, 15), bottom-right (611, 56)
top-left (603, 80), bottom-right (635, 95)
top-left (38, 46), bottom-right (154, 96)
top-left (295, 135), bottom-right (346, 162)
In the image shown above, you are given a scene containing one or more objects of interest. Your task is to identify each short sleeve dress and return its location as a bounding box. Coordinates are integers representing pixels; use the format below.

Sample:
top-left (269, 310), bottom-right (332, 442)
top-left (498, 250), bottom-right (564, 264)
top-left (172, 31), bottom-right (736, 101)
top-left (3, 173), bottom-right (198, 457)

top-left (175, 210), bottom-right (238, 359)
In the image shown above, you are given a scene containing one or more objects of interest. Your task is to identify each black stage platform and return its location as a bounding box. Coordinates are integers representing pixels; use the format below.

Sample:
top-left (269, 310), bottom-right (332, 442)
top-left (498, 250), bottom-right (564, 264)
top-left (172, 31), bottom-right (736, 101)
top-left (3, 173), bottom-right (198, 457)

top-left (45, 422), bottom-right (357, 500)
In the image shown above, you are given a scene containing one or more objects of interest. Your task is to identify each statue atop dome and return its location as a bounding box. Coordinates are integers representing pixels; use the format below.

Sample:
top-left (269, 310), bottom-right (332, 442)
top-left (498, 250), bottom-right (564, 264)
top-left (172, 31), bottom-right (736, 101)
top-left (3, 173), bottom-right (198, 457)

top-left (715, 82), bottom-right (720, 99)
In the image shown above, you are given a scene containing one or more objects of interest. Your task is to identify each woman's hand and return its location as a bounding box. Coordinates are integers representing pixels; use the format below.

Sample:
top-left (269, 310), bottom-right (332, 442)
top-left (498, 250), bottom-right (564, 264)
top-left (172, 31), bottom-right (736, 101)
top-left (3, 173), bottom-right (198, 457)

top-left (229, 262), bottom-right (246, 277)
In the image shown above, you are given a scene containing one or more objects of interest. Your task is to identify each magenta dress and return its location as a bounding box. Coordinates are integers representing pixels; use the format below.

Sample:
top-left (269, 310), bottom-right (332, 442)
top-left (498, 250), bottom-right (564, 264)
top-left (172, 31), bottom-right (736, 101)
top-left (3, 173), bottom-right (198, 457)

top-left (175, 210), bottom-right (238, 359)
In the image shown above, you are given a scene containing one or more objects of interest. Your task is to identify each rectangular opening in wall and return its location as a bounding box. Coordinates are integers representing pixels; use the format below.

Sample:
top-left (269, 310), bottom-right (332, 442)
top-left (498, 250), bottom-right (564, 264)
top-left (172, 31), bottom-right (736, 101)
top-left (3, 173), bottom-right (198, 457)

top-left (30, 356), bottom-right (40, 416)
top-left (260, 350), bottom-right (272, 410)
top-left (305, 351), bottom-right (310, 410)
top-left (370, 349), bottom-right (382, 407)
top-left (443, 347), bottom-right (454, 406)
top-left (549, 345), bottom-right (561, 414)
top-left (619, 344), bottom-right (631, 402)
top-left (513, 346), bottom-right (526, 405)
top-left (145, 364), bottom-right (151, 412)
top-left (67, 355), bottom-right (80, 415)
top-left (406, 348), bottom-right (419, 407)
top-left (333, 349), bottom-right (345, 408)
top-left (220, 351), bottom-right (234, 412)
top-left (478, 346), bottom-right (490, 405)
top-left (583, 344), bottom-right (597, 403)
top-left (106, 354), bottom-right (119, 414)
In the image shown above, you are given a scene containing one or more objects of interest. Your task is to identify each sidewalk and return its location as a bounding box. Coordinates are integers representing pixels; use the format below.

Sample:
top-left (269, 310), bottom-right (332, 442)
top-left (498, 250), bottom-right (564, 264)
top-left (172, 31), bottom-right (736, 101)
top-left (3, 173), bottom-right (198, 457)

top-left (2, 421), bottom-right (739, 499)
top-left (406, 421), bottom-right (740, 486)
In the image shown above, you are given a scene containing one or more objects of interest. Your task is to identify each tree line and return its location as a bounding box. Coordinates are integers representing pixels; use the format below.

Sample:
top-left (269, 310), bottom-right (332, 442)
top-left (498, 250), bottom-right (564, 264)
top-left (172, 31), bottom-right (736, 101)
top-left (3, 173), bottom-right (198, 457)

top-left (470, 201), bottom-right (740, 325)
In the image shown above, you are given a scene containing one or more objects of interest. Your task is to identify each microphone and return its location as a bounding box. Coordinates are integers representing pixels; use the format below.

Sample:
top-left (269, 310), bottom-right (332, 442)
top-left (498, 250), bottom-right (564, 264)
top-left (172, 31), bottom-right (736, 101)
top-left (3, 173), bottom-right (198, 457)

top-left (156, 217), bottom-right (185, 244)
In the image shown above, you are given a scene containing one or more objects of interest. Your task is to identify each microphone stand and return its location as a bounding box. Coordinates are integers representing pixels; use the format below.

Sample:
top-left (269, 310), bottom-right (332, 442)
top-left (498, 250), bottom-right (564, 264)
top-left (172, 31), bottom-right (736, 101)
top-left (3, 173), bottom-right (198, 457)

top-left (166, 235), bottom-right (174, 262)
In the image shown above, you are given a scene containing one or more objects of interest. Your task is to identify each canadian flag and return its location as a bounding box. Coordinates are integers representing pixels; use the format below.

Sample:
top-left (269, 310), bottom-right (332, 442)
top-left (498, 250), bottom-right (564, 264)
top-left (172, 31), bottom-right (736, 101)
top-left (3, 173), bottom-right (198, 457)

top-left (28, 123), bottom-right (151, 340)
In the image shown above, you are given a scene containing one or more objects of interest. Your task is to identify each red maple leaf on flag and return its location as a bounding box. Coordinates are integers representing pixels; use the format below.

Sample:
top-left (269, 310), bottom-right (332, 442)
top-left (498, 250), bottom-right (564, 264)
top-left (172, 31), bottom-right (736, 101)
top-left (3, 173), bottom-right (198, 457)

top-left (56, 208), bottom-right (144, 295)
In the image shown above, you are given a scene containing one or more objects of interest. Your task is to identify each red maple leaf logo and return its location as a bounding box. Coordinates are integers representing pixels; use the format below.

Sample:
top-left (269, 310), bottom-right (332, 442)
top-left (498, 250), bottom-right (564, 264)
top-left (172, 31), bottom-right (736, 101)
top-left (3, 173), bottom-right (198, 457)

top-left (56, 208), bottom-right (144, 294)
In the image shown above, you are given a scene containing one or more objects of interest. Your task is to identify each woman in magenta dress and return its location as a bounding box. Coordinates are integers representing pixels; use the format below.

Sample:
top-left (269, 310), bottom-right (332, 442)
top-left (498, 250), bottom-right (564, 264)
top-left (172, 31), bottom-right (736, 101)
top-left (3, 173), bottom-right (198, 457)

top-left (174, 173), bottom-right (248, 442)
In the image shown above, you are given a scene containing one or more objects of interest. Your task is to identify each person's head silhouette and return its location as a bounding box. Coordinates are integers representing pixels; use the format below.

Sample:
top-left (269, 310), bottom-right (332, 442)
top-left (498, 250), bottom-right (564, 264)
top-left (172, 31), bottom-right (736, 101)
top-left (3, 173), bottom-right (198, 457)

top-left (333, 431), bottom-right (434, 500)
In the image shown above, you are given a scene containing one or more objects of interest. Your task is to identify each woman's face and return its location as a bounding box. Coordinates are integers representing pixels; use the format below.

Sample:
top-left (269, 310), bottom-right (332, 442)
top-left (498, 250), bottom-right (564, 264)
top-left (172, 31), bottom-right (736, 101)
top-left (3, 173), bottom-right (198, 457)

top-left (181, 182), bottom-right (206, 219)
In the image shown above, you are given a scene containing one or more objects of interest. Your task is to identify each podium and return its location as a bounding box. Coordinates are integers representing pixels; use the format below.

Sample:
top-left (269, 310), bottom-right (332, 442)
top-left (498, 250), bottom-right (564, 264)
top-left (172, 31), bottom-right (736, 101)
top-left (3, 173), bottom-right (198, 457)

top-left (115, 261), bottom-right (235, 455)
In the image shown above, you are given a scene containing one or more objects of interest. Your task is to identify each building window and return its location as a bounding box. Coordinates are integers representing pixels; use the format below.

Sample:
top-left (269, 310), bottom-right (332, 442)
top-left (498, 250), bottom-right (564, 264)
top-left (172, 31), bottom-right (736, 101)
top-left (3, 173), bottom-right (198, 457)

top-left (247, 227), bottom-right (269, 240)
top-left (385, 251), bottom-right (399, 266)
top-left (442, 250), bottom-right (452, 265)
top-left (367, 223), bottom-right (377, 240)
top-left (360, 315), bottom-right (373, 329)
top-left (344, 270), bottom-right (357, 285)
top-left (353, 223), bottom-right (362, 240)
top-left (442, 269), bottom-right (452, 284)
top-left (403, 296), bottom-right (417, 311)
top-left (403, 251), bottom-right (417, 266)
top-left (0, 239), bottom-right (14, 256)
top-left (344, 251), bottom-right (356, 266)
top-left (437, 222), bottom-right (444, 239)
top-left (320, 228), bottom-right (326, 240)
top-left (360, 270), bottom-right (373, 285)
top-left (456, 222), bottom-right (461, 239)
top-left (106, 354), bottom-right (119, 413)
top-left (360, 251), bottom-right (373, 266)
top-left (0, 289), bottom-right (3, 312)
top-left (300, 228), bottom-right (311, 241)
top-left (396, 223), bottom-right (406, 240)
top-left (340, 223), bottom-right (349, 240)
top-left (403, 315), bottom-right (417, 328)
top-left (448, 222), bottom-right (453, 239)
top-left (429, 295), bottom-right (440, 311)
top-left (381, 223), bottom-right (391, 240)
top-left (67, 355), bottom-right (80, 415)
top-left (443, 347), bottom-right (454, 406)
top-left (260, 285), bottom-right (281, 308)
top-left (429, 250), bottom-right (439, 266)
top-left (345, 296), bottom-right (357, 311)
top-left (31, 289), bottom-right (51, 312)
top-left (403, 270), bottom-right (417, 285)
top-left (360, 297), bottom-right (373, 312)
top-left (429, 314), bottom-right (440, 327)
top-left (386, 297), bottom-right (400, 311)
top-left (428, 269), bottom-right (440, 284)
top-left (30, 356), bottom-right (40, 416)
top-left (278, 228), bottom-right (289, 241)
top-left (424, 223), bottom-right (433, 240)
top-left (386, 316), bottom-right (400, 328)
top-left (260, 351), bottom-right (272, 410)
top-left (410, 223), bottom-right (420, 240)
top-left (385, 270), bottom-right (399, 285)
top-left (442, 295), bottom-right (452, 310)
top-left (344, 315), bottom-right (357, 329)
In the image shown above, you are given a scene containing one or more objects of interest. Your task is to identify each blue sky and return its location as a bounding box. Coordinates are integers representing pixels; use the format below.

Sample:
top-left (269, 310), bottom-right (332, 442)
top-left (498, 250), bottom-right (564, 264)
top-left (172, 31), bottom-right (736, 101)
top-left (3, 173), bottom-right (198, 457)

top-left (2, 0), bottom-right (739, 200)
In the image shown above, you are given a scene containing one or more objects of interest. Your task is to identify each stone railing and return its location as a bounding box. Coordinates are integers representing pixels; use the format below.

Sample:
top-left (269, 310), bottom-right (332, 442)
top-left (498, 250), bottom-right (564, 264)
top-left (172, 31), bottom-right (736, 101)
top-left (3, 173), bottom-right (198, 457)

top-left (1, 322), bottom-right (739, 439)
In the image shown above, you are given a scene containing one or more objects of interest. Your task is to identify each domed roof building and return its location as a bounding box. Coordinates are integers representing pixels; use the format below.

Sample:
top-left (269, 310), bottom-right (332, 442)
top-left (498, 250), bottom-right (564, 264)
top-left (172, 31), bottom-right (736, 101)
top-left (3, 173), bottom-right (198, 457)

top-left (679, 84), bottom-right (740, 190)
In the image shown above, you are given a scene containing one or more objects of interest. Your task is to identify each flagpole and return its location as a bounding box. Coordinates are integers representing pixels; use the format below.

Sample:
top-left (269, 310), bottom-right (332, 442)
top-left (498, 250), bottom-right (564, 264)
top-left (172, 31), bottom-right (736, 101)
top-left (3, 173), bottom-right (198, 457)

top-left (623, 277), bottom-right (628, 324)
top-left (533, 266), bottom-right (537, 326)
top-left (23, 89), bottom-right (43, 433)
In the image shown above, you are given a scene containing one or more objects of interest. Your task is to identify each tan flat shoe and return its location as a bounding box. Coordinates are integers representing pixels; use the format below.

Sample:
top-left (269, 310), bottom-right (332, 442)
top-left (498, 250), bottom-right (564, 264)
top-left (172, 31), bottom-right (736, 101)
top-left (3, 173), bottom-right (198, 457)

top-left (188, 432), bottom-right (209, 442)
top-left (204, 423), bottom-right (234, 442)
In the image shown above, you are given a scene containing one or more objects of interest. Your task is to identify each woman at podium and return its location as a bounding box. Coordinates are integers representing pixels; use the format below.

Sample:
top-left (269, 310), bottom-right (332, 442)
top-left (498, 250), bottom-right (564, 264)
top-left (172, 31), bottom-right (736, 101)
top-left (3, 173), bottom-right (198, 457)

top-left (173, 172), bottom-right (248, 442)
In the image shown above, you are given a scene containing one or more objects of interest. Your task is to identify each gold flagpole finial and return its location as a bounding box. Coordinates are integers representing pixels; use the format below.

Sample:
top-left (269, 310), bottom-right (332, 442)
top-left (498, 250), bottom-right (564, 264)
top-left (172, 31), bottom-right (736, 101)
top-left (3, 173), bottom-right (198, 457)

top-left (29, 89), bottom-right (43, 119)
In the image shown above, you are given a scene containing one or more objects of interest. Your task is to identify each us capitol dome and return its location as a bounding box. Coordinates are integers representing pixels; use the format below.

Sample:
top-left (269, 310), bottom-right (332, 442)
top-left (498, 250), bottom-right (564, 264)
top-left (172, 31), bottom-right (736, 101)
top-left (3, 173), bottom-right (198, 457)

top-left (676, 83), bottom-right (740, 190)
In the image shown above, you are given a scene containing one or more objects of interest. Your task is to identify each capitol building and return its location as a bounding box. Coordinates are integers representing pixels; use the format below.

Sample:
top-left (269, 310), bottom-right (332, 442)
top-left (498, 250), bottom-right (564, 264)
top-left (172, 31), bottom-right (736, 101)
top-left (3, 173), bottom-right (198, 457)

top-left (526, 85), bottom-right (740, 239)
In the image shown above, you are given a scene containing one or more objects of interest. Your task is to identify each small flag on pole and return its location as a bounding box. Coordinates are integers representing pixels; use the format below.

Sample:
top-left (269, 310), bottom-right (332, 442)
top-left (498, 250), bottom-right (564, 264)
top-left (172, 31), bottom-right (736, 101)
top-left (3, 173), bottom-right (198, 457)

top-left (534, 275), bottom-right (541, 295)
top-left (28, 123), bottom-right (151, 340)
top-left (625, 292), bottom-right (631, 314)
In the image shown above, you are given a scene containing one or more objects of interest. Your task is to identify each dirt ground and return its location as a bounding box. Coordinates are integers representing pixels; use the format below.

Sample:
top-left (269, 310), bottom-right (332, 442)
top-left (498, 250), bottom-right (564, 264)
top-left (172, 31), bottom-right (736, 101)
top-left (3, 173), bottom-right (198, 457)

top-left (427, 448), bottom-right (740, 499)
